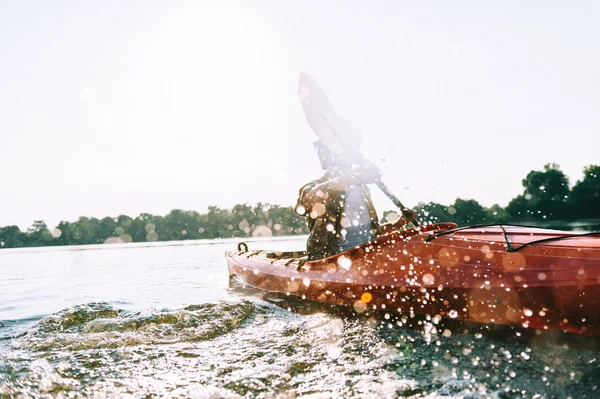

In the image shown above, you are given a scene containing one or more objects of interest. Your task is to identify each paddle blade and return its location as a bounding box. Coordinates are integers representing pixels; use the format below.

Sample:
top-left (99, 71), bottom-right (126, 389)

top-left (298, 72), bottom-right (363, 157)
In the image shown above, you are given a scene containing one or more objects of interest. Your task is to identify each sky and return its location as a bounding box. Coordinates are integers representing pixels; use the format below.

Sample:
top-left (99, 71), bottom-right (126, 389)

top-left (1, 0), bottom-right (599, 229)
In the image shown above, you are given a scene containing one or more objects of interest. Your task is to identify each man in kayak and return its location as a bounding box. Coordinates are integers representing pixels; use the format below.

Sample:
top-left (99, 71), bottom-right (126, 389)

top-left (295, 141), bottom-right (417, 260)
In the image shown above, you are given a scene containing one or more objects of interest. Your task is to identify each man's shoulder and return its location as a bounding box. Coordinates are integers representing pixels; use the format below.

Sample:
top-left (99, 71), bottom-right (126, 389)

top-left (298, 176), bottom-right (328, 194)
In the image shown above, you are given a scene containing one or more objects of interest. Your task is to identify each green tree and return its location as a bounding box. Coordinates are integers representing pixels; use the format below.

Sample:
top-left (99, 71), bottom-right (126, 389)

top-left (204, 206), bottom-right (232, 238)
top-left (268, 204), bottom-right (307, 236)
top-left (54, 221), bottom-right (75, 245)
top-left (67, 217), bottom-right (98, 245)
top-left (448, 198), bottom-right (488, 225)
top-left (229, 203), bottom-right (255, 237)
top-left (0, 225), bottom-right (26, 248)
top-left (506, 163), bottom-right (570, 221)
top-left (570, 165), bottom-right (600, 219)
top-left (487, 204), bottom-right (510, 224)
top-left (414, 202), bottom-right (449, 224)
top-left (97, 217), bottom-right (119, 243)
top-left (26, 220), bottom-right (52, 247)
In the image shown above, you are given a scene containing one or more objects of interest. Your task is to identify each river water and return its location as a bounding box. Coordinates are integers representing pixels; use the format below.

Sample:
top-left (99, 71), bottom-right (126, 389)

top-left (1, 236), bottom-right (599, 398)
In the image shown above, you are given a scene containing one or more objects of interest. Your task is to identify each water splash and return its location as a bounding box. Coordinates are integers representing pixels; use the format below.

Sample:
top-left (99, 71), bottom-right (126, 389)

top-left (13, 301), bottom-right (257, 352)
top-left (2, 298), bottom-right (600, 398)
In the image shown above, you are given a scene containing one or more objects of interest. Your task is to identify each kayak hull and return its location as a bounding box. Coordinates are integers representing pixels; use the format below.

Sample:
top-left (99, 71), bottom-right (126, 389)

top-left (226, 224), bottom-right (600, 335)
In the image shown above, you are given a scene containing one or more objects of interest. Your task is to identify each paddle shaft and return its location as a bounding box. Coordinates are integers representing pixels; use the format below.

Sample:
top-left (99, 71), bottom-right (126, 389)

top-left (375, 180), bottom-right (407, 211)
top-left (375, 180), bottom-right (420, 227)
top-left (315, 111), bottom-right (415, 217)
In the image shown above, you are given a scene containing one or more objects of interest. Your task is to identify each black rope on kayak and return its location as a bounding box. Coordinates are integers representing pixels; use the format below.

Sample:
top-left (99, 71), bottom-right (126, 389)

top-left (425, 223), bottom-right (591, 242)
top-left (285, 258), bottom-right (296, 266)
top-left (283, 257), bottom-right (308, 269)
top-left (424, 223), bottom-right (510, 242)
top-left (424, 223), bottom-right (600, 252)
top-left (504, 230), bottom-right (600, 252)
top-left (497, 225), bottom-right (511, 251)
top-left (237, 242), bottom-right (248, 252)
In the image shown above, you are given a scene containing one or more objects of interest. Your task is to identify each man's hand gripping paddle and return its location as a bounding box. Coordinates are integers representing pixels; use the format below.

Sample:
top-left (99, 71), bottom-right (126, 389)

top-left (298, 72), bottom-right (419, 226)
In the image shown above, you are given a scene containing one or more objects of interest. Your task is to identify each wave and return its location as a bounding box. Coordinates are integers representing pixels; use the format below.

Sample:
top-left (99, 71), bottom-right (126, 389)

top-left (4, 297), bottom-right (600, 398)
top-left (12, 300), bottom-right (259, 352)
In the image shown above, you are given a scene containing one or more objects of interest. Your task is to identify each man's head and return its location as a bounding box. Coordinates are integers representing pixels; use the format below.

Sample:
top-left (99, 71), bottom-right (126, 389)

top-left (313, 141), bottom-right (351, 173)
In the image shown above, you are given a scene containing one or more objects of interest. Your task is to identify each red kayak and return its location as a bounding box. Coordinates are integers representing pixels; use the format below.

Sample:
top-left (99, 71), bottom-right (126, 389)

top-left (226, 223), bottom-right (600, 335)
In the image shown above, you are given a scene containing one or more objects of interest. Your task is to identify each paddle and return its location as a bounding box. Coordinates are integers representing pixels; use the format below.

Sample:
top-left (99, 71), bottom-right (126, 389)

top-left (298, 72), bottom-right (419, 226)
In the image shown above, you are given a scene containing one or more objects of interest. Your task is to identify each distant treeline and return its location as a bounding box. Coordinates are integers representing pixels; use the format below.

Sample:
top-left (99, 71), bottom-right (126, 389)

top-left (410, 163), bottom-right (599, 226)
top-left (0, 164), bottom-right (598, 249)
top-left (0, 204), bottom-right (307, 248)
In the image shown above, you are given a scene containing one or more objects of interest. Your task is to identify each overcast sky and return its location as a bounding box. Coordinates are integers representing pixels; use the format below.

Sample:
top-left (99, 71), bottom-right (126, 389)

top-left (1, 0), bottom-right (598, 229)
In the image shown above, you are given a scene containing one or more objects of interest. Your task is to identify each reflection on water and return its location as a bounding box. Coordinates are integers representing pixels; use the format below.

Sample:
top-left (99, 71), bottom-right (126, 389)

top-left (1, 235), bottom-right (600, 398)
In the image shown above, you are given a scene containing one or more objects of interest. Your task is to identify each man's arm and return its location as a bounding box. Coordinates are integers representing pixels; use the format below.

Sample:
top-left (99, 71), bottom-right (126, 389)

top-left (295, 178), bottom-right (345, 218)
top-left (300, 175), bottom-right (350, 202)
top-left (301, 162), bottom-right (382, 205)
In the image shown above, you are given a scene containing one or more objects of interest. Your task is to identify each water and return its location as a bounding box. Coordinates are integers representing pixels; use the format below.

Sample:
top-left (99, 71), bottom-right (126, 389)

top-left (1, 237), bottom-right (600, 398)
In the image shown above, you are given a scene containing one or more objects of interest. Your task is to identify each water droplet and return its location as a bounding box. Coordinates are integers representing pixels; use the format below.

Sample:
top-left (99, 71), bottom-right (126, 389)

top-left (422, 273), bottom-right (435, 286)
top-left (360, 292), bottom-right (373, 304)
top-left (337, 256), bottom-right (352, 270)
top-left (252, 225), bottom-right (272, 238)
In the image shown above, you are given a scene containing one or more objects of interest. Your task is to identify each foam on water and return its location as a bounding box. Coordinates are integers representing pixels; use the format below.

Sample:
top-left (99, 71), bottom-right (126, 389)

top-left (2, 296), bottom-right (600, 398)
top-left (12, 301), bottom-right (256, 352)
